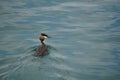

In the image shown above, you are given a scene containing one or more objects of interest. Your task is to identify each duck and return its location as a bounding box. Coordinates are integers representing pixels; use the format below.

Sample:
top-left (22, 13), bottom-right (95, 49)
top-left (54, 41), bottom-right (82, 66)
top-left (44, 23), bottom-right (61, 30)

top-left (35, 33), bottom-right (50, 56)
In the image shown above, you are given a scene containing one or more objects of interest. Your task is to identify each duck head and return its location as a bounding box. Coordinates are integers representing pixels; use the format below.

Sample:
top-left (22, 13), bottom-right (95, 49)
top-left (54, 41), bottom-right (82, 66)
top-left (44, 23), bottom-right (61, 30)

top-left (39, 33), bottom-right (50, 43)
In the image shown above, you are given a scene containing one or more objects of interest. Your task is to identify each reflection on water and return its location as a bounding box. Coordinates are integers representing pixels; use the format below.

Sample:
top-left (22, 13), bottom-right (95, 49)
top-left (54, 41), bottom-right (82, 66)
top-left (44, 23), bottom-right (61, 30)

top-left (0, 0), bottom-right (120, 80)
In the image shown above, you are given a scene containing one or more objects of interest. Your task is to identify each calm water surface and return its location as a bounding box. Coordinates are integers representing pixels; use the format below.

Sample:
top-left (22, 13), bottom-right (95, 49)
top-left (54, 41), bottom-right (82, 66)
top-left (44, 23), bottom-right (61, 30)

top-left (0, 0), bottom-right (120, 80)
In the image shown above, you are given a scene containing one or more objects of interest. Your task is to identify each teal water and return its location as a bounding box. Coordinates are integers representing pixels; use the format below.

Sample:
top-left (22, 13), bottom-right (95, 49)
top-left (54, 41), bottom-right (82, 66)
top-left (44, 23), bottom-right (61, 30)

top-left (0, 0), bottom-right (120, 80)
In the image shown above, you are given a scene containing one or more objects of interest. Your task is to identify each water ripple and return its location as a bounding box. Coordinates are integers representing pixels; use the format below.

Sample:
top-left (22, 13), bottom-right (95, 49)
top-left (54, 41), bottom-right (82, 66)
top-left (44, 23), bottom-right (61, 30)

top-left (0, 0), bottom-right (120, 80)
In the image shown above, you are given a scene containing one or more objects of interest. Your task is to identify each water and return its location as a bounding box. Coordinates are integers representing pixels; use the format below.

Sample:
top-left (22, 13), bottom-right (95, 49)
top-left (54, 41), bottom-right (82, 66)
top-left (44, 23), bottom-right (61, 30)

top-left (0, 0), bottom-right (120, 80)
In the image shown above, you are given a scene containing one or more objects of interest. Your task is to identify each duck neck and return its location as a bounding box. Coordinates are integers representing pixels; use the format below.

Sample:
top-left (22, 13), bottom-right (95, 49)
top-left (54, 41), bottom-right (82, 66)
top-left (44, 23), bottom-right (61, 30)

top-left (41, 40), bottom-right (45, 45)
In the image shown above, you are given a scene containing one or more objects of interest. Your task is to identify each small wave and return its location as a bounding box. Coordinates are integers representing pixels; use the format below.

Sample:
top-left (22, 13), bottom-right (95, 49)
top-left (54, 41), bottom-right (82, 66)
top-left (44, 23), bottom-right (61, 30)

top-left (47, 45), bottom-right (57, 51)
top-left (27, 46), bottom-right (38, 53)
top-left (27, 45), bottom-right (57, 55)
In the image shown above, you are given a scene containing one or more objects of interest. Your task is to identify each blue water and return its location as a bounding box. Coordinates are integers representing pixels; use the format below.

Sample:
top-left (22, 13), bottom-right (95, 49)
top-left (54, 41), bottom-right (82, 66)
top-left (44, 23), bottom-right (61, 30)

top-left (0, 0), bottom-right (120, 80)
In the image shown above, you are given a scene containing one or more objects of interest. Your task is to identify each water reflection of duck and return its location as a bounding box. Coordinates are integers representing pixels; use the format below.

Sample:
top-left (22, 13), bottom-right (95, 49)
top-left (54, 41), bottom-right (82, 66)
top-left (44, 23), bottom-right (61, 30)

top-left (35, 33), bottom-right (50, 56)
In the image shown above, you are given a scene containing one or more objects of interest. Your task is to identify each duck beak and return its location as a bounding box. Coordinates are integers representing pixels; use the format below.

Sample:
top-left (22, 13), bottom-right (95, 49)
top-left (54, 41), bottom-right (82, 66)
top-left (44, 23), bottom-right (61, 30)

top-left (47, 36), bottom-right (51, 38)
top-left (45, 34), bottom-right (51, 38)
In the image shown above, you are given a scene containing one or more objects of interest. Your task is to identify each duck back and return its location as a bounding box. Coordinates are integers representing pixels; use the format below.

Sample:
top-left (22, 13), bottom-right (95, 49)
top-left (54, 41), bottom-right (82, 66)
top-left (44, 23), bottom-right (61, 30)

top-left (35, 43), bottom-right (48, 56)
